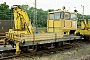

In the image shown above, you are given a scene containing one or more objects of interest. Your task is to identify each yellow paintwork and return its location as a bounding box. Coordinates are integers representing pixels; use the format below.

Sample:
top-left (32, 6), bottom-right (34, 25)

top-left (48, 28), bottom-right (54, 32)
top-left (75, 19), bottom-right (90, 35)
top-left (5, 6), bottom-right (34, 54)
top-left (14, 7), bottom-right (33, 33)
top-left (47, 10), bottom-right (77, 34)
top-left (9, 6), bottom-right (34, 35)
top-left (76, 29), bottom-right (90, 35)
top-left (15, 42), bottom-right (21, 55)
top-left (6, 6), bottom-right (35, 41)
top-left (81, 19), bottom-right (87, 29)
top-left (6, 7), bottom-right (78, 54)
top-left (47, 20), bottom-right (54, 27)
top-left (13, 33), bottom-right (63, 42)
top-left (54, 20), bottom-right (60, 27)
top-left (54, 28), bottom-right (60, 32)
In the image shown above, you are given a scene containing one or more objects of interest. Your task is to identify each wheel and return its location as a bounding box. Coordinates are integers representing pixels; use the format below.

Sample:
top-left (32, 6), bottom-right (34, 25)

top-left (12, 44), bottom-right (16, 48)
top-left (54, 42), bottom-right (59, 48)
top-left (30, 45), bottom-right (37, 52)
top-left (76, 32), bottom-right (80, 36)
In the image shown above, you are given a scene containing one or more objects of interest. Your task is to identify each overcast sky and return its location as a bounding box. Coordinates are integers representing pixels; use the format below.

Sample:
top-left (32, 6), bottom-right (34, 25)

top-left (0, 0), bottom-right (90, 15)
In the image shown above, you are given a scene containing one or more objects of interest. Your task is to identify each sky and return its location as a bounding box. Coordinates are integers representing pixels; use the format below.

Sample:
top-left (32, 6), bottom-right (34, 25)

top-left (0, 0), bottom-right (90, 15)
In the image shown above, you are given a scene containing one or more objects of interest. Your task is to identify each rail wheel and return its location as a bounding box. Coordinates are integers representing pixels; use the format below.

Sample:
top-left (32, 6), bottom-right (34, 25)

top-left (54, 42), bottom-right (63, 48)
top-left (76, 32), bottom-right (81, 36)
top-left (30, 45), bottom-right (37, 52)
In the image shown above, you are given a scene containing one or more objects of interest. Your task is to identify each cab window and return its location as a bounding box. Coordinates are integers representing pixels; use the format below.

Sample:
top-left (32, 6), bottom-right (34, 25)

top-left (65, 12), bottom-right (70, 20)
top-left (71, 14), bottom-right (77, 20)
top-left (55, 12), bottom-right (61, 19)
top-left (49, 13), bottom-right (54, 20)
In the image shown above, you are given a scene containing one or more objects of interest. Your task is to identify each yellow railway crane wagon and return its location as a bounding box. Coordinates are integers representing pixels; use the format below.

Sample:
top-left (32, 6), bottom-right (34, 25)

top-left (4, 6), bottom-right (81, 55)
top-left (4, 5), bottom-right (64, 54)
top-left (47, 9), bottom-right (77, 34)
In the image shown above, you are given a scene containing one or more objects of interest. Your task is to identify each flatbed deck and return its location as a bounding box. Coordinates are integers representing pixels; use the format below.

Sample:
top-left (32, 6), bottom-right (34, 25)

top-left (23, 35), bottom-right (82, 46)
top-left (0, 35), bottom-right (82, 51)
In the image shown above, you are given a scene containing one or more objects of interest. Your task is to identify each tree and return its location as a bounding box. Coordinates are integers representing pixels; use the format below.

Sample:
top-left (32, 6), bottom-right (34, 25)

top-left (0, 2), bottom-right (13, 20)
top-left (19, 5), bottom-right (30, 10)
top-left (77, 13), bottom-right (90, 26)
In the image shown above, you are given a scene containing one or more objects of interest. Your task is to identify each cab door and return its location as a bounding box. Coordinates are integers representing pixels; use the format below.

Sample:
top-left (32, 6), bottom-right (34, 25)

top-left (64, 12), bottom-right (71, 29)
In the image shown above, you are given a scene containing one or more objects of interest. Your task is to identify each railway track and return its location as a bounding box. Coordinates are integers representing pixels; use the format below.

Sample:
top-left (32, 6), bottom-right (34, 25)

top-left (0, 39), bottom-right (89, 60)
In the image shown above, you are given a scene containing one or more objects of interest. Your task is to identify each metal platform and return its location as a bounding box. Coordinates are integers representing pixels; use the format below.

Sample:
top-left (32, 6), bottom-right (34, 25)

top-left (0, 45), bottom-right (15, 52)
top-left (0, 35), bottom-right (82, 52)
top-left (23, 35), bottom-right (82, 46)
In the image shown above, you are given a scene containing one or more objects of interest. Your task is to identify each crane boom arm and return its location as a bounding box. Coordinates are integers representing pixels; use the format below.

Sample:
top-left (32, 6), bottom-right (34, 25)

top-left (13, 6), bottom-right (33, 34)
